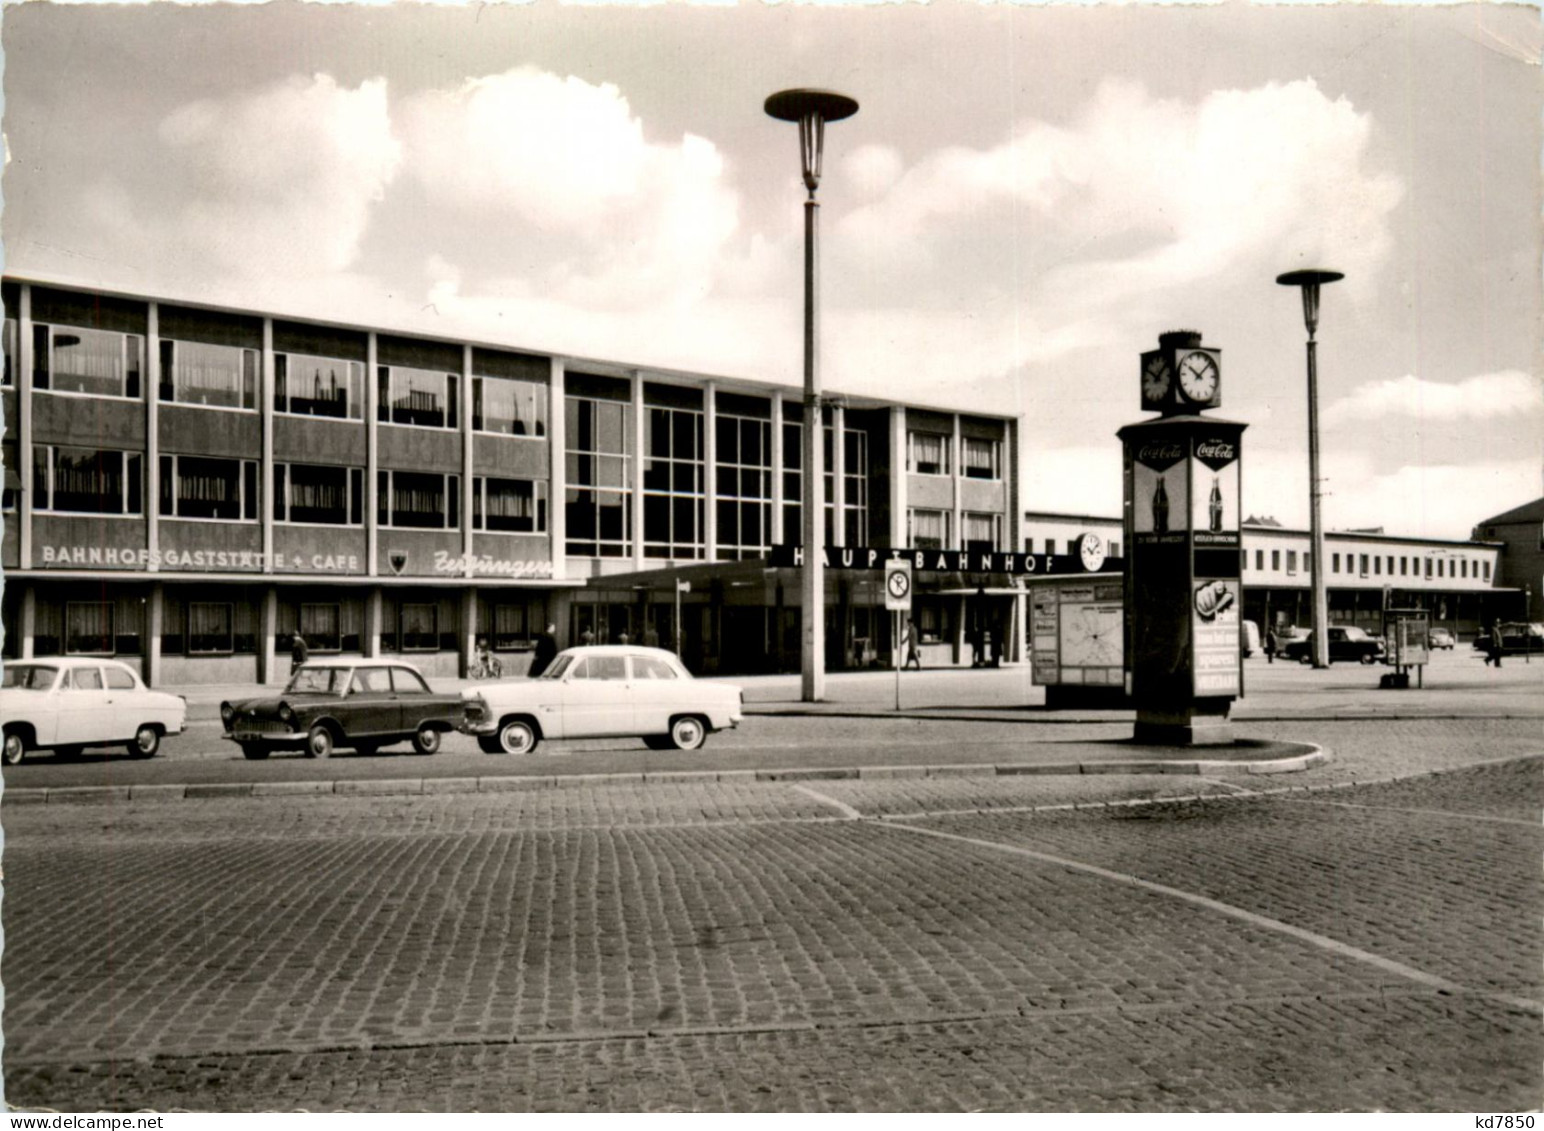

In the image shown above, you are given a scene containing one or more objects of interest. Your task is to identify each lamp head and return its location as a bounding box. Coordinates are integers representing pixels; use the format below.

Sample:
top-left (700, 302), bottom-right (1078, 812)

top-left (765, 88), bottom-right (859, 197)
top-left (1276, 269), bottom-right (1344, 337)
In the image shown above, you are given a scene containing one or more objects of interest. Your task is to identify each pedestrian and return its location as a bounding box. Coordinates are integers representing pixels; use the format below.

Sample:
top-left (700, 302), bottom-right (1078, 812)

top-left (1265, 628), bottom-right (1278, 664)
top-left (969, 627), bottom-right (984, 668)
top-left (1488, 621), bottom-right (1504, 668)
top-left (903, 620), bottom-right (922, 670)
top-left (529, 623), bottom-right (558, 678)
top-left (581, 626), bottom-right (596, 646)
top-left (290, 632), bottom-right (309, 675)
top-left (618, 631), bottom-right (630, 646)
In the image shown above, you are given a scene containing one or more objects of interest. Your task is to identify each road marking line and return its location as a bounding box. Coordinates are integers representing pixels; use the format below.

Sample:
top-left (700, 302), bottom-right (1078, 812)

top-left (1280, 798), bottom-right (1542, 828)
top-left (791, 784), bottom-right (864, 820)
top-left (882, 819), bottom-right (1542, 1015)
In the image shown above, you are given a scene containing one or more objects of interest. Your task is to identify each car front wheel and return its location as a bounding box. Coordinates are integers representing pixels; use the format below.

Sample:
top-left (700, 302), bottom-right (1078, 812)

top-left (411, 725), bottom-right (442, 755)
top-left (306, 724), bottom-right (334, 759)
top-left (494, 718), bottom-right (538, 755)
top-left (668, 716), bottom-right (707, 751)
top-left (129, 725), bottom-right (161, 759)
top-left (1360, 653), bottom-right (1376, 665)
top-left (3, 731), bottom-right (25, 766)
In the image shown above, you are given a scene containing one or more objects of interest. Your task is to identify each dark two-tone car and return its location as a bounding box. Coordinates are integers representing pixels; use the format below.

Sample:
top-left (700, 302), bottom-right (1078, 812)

top-left (1282, 626), bottom-right (1385, 665)
top-left (221, 659), bottom-right (466, 759)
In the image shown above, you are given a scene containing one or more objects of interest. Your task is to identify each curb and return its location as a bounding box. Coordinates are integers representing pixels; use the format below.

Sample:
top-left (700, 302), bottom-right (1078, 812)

top-left (0, 746), bottom-right (1328, 805)
top-left (742, 706), bottom-right (1544, 724)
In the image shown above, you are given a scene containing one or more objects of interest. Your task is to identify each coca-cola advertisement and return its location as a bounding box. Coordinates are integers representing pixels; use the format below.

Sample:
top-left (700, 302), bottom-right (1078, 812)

top-left (1190, 436), bottom-right (1239, 545)
top-left (1131, 441), bottom-right (1188, 538)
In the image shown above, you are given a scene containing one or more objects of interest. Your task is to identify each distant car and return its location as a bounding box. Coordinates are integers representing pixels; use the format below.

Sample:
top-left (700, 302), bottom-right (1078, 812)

top-left (1282, 626), bottom-right (1385, 665)
top-left (1427, 628), bottom-right (1455, 650)
top-left (2, 658), bottom-right (187, 765)
top-left (1473, 622), bottom-right (1544, 656)
top-left (221, 659), bottom-right (466, 760)
top-left (461, 645), bottom-right (744, 754)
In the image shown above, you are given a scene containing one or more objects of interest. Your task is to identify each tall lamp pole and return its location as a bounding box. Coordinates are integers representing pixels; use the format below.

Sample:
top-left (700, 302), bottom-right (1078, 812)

top-left (766, 88), bottom-right (858, 702)
top-left (1276, 268), bottom-right (1344, 670)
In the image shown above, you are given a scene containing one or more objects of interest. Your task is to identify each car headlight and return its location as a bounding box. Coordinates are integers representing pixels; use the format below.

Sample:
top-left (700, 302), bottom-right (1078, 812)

top-left (220, 702), bottom-right (236, 729)
top-left (278, 702), bottom-right (294, 723)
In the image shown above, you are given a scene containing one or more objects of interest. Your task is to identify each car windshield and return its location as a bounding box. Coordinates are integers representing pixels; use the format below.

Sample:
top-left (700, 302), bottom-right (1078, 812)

top-left (2, 664), bottom-right (59, 690)
top-left (286, 667), bottom-right (347, 695)
top-left (540, 655), bottom-right (576, 680)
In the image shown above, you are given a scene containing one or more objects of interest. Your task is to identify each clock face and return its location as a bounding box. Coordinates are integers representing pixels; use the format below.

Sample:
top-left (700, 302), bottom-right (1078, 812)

top-left (1177, 351), bottom-right (1220, 403)
top-left (1141, 354), bottom-right (1171, 404)
top-left (1060, 604), bottom-right (1124, 668)
top-left (1078, 533), bottom-right (1107, 572)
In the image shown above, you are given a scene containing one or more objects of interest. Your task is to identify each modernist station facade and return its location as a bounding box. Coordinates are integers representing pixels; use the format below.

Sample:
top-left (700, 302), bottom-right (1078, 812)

top-left (0, 277), bottom-right (1021, 685)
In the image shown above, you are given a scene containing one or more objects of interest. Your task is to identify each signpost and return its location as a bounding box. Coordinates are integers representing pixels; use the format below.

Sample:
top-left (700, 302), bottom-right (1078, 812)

top-left (885, 560), bottom-right (912, 711)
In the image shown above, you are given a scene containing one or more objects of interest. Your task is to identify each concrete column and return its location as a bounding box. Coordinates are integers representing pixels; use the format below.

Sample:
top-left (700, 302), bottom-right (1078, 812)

top-left (259, 585), bottom-right (279, 684)
top-left (703, 381), bottom-right (717, 561)
top-left (366, 333), bottom-right (379, 577)
top-left (548, 358), bottom-right (567, 581)
top-left (146, 302), bottom-right (160, 571)
top-left (18, 284), bottom-right (33, 569)
top-left (831, 404), bottom-right (846, 547)
top-left (951, 414), bottom-right (963, 550)
top-left (770, 396), bottom-right (785, 546)
top-left (1007, 418), bottom-right (1023, 562)
top-left (20, 583), bottom-right (36, 658)
top-left (261, 319), bottom-right (275, 573)
top-left (462, 344), bottom-right (475, 578)
top-left (631, 370), bottom-right (645, 569)
top-left (460, 586), bottom-right (477, 678)
top-left (146, 583), bottom-right (164, 688)
top-left (889, 406), bottom-right (907, 550)
top-left (363, 585), bottom-right (383, 659)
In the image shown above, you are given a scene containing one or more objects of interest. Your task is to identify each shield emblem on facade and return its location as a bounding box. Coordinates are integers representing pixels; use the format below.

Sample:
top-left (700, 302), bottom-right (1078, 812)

top-left (389, 551), bottom-right (408, 575)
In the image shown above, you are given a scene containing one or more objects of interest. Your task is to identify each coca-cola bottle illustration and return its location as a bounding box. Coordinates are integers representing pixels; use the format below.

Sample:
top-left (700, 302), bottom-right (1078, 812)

top-left (1208, 476), bottom-right (1224, 533)
top-left (1152, 475), bottom-right (1169, 533)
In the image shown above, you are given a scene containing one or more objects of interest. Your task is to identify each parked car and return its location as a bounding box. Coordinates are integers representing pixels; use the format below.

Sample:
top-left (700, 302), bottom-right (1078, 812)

top-left (1427, 628), bottom-right (1455, 650)
top-left (1472, 622), bottom-right (1544, 656)
top-left (2, 658), bottom-right (187, 765)
top-left (221, 659), bottom-right (466, 760)
top-left (1282, 626), bottom-right (1385, 665)
top-left (461, 645), bottom-right (743, 755)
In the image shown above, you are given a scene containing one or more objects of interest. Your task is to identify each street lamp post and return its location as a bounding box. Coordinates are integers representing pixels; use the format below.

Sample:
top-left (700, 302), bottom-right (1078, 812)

top-left (1276, 268), bottom-right (1344, 670)
top-left (766, 88), bottom-right (859, 702)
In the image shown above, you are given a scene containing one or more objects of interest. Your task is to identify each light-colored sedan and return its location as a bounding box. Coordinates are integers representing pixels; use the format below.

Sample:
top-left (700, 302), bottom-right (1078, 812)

top-left (2, 657), bottom-right (187, 764)
top-left (461, 645), bottom-right (743, 755)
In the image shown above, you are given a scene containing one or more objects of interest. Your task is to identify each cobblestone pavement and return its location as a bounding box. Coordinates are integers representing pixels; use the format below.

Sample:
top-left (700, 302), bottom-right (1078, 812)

top-left (4, 752), bottom-right (1539, 1111)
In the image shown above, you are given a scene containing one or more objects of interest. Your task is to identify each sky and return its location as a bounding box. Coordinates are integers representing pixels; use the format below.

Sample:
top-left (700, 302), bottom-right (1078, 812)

top-left (2, 1), bottom-right (1539, 541)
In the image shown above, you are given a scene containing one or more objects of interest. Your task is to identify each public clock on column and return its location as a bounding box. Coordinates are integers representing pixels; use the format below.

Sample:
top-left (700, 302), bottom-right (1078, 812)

top-left (1140, 351), bottom-right (1172, 412)
top-left (1077, 532), bottom-right (1107, 572)
top-left (1175, 349), bottom-right (1222, 408)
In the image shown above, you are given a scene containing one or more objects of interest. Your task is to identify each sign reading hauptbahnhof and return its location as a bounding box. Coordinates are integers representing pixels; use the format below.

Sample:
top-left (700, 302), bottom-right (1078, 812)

top-left (769, 545), bottom-right (1124, 575)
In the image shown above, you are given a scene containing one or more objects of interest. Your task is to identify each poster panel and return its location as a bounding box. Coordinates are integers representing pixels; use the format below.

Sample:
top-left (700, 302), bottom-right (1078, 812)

top-left (1192, 577), bottom-right (1242, 696)
top-left (1131, 440), bottom-right (1188, 539)
top-left (1190, 435), bottom-right (1241, 546)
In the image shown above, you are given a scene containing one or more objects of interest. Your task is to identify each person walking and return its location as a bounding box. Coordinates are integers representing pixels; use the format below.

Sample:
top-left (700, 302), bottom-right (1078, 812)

top-left (1265, 627), bottom-right (1278, 664)
top-left (290, 632), bottom-right (309, 675)
top-left (903, 620), bottom-right (922, 670)
top-left (1487, 621), bottom-right (1505, 668)
top-left (528, 623), bottom-right (558, 678)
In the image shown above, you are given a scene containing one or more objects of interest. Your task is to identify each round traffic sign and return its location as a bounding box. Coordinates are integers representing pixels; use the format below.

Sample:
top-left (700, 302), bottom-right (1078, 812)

top-left (887, 568), bottom-right (911, 600)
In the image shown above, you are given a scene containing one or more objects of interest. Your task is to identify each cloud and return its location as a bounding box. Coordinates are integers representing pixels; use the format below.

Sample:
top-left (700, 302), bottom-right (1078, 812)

top-left (154, 75), bottom-right (402, 276)
top-left (398, 68), bottom-right (740, 311)
top-left (1324, 371), bottom-right (1544, 425)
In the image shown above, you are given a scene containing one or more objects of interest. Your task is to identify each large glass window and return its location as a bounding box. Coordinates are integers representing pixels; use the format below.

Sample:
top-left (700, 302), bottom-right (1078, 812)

top-left (159, 455), bottom-right (258, 521)
top-left (378, 470), bottom-right (459, 530)
top-left (716, 413), bottom-right (772, 560)
top-left (188, 603), bottom-right (234, 654)
top-left (32, 323), bottom-right (144, 399)
top-left (963, 512), bottom-right (1001, 554)
top-left (400, 604), bottom-right (438, 652)
top-left (300, 604), bottom-right (342, 652)
top-left (274, 464), bottom-right (364, 526)
top-left (160, 339), bottom-right (257, 409)
top-left (781, 418), bottom-right (803, 542)
top-left (379, 365), bottom-right (458, 429)
top-left (565, 396), bottom-right (632, 557)
top-left (908, 431), bottom-right (950, 475)
top-left (473, 376), bottom-right (547, 437)
top-left (276, 353), bottom-right (364, 419)
top-left (66, 603), bottom-right (114, 655)
top-left (963, 436), bottom-right (1001, 480)
top-left (843, 429), bottom-right (869, 546)
top-left (909, 508), bottom-right (951, 550)
top-left (2, 318), bottom-right (15, 386)
top-left (473, 477), bottom-right (547, 533)
top-left (34, 447), bottom-right (143, 515)
top-left (643, 406), bottom-right (704, 560)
